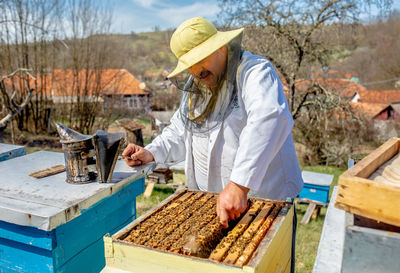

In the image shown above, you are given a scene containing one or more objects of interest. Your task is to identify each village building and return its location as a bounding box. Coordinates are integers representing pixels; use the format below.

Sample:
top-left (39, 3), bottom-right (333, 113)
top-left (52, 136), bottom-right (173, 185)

top-left (290, 78), bottom-right (367, 99)
top-left (351, 90), bottom-right (400, 121)
top-left (3, 69), bottom-right (151, 112)
top-left (51, 69), bottom-right (151, 111)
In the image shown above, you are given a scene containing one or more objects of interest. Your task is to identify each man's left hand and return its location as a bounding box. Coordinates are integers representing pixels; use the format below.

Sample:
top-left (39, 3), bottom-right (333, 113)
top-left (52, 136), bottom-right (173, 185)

top-left (217, 181), bottom-right (249, 228)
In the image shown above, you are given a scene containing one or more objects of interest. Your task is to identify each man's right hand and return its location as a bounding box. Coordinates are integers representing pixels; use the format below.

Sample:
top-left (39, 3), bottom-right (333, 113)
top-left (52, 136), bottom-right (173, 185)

top-left (122, 144), bottom-right (154, 167)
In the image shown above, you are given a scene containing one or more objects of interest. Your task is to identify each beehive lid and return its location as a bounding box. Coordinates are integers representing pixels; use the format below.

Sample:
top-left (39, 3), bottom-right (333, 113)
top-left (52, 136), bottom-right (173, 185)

top-left (0, 151), bottom-right (155, 231)
top-left (302, 171), bottom-right (334, 186)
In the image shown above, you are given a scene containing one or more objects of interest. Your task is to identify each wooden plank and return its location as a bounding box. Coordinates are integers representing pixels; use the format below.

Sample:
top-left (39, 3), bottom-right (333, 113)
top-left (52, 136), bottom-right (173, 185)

top-left (334, 138), bottom-right (400, 226)
top-left (143, 182), bottom-right (155, 197)
top-left (369, 153), bottom-right (400, 185)
top-left (312, 206), bottom-right (320, 220)
top-left (335, 175), bottom-right (400, 226)
top-left (301, 203), bottom-right (317, 224)
top-left (344, 137), bottom-right (399, 178)
top-left (104, 240), bottom-right (243, 273)
top-left (29, 164), bottom-right (66, 178)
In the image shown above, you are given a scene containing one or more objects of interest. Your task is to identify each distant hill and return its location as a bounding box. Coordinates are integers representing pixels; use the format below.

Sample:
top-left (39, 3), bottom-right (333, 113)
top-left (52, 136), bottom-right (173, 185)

top-left (104, 31), bottom-right (176, 80)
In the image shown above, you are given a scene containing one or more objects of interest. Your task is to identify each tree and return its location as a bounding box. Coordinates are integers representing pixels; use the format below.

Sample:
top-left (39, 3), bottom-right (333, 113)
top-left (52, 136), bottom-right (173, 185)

top-left (57, 0), bottom-right (115, 133)
top-left (0, 69), bottom-right (34, 142)
top-left (1, 0), bottom-right (117, 134)
top-left (293, 83), bottom-right (372, 166)
top-left (218, 0), bottom-right (393, 116)
top-left (0, 0), bottom-right (62, 133)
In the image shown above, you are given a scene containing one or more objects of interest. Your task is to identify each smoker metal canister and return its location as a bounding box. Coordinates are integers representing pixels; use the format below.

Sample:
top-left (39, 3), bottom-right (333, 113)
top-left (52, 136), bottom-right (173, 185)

top-left (61, 137), bottom-right (97, 183)
top-left (55, 122), bottom-right (97, 184)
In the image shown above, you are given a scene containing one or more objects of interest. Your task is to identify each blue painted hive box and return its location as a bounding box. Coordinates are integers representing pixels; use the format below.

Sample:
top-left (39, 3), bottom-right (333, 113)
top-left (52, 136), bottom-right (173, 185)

top-left (298, 171), bottom-right (334, 204)
top-left (0, 151), bottom-right (153, 273)
top-left (0, 143), bottom-right (26, 162)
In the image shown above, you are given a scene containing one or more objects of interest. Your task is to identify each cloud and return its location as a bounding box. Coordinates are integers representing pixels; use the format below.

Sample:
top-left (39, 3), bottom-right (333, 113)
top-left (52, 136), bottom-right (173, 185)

top-left (132, 0), bottom-right (157, 9)
top-left (157, 1), bottom-right (220, 27)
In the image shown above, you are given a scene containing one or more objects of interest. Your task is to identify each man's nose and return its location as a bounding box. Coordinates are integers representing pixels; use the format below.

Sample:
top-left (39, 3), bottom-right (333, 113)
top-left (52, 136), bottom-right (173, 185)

top-left (188, 64), bottom-right (202, 78)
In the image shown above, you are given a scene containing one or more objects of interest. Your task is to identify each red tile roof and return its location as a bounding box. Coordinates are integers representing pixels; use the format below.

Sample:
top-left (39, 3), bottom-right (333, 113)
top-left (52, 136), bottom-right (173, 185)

top-left (2, 69), bottom-right (148, 97)
top-left (51, 69), bottom-right (148, 96)
top-left (289, 78), bottom-right (367, 98)
top-left (2, 74), bottom-right (51, 96)
top-left (349, 102), bottom-right (392, 118)
top-left (357, 90), bottom-right (400, 104)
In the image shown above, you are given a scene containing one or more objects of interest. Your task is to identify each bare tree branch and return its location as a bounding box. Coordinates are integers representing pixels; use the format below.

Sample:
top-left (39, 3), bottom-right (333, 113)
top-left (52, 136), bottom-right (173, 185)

top-left (0, 69), bottom-right (35, 131)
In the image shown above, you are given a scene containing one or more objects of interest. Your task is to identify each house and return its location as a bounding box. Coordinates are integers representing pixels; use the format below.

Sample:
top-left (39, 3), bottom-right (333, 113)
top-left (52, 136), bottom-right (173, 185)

top-left (51, 69), bottom-right (150, 111)
top-left (349, 102), bottom-right (399, 121)
top-left (290, 78), bottom-right (367, 99)
top-left (3, 69), bottom-right (151, 112)
top-left (351, 90), bottom-right (400, 105)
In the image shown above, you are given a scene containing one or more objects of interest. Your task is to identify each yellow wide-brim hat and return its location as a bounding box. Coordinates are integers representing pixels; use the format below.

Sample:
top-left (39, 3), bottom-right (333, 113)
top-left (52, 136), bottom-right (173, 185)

top-left (168, 17), bottom-right (244, 78)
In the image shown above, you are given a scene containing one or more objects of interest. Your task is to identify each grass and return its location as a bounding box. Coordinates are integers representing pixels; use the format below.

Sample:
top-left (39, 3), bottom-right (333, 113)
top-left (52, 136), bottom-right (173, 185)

top-left (136, 185), bottom-right (176, 217)
top-left (135, 165), bottom-right (346, 273)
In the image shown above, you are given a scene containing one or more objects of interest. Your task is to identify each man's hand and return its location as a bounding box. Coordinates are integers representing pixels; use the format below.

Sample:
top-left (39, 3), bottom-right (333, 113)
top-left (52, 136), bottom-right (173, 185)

top-left (122, 144), bottom-right (154, 167)
top-left (217, 181), bottom-right (249, 228)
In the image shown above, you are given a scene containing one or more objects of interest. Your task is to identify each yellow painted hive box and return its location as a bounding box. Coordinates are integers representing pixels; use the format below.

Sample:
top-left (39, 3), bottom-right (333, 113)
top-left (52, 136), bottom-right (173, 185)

top-left (335, 137), bottom-right (400, 226)
top-left (102, 189), bottom-right (294, 273)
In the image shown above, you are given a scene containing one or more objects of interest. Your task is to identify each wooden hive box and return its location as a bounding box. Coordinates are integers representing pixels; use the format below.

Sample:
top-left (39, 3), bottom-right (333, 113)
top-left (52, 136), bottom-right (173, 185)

top-left (102, 189), bottom-right (294, 273)
top-left (335, 137), bottom-right (400, 226)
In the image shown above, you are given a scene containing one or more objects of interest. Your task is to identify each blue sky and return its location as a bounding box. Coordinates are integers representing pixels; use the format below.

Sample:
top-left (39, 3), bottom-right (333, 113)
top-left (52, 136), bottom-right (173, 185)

top-left (111, 0), bottom-right (221, 33)
top-left (110, 0), bottom-right (400, 34)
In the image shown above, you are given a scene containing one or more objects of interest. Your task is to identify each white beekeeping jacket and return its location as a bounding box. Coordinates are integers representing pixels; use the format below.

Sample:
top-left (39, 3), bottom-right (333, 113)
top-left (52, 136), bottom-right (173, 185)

top-left (145, 51), bottom-right (303, 200)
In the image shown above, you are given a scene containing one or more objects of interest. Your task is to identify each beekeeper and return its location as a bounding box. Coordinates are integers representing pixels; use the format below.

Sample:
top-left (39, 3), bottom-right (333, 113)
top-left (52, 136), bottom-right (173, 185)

top-left (123, 17), bottom-right (303, 228)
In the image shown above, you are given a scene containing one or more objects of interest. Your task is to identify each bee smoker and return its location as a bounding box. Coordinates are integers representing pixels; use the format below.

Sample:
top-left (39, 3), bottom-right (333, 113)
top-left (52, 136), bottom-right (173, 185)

top-left (55, 123), bottom-right (125, 184)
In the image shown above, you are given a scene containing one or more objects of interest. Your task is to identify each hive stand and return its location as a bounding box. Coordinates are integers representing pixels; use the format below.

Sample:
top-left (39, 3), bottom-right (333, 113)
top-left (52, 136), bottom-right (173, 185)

top-left (0, 150), bottom-right (154, 273)
top-left (144, 162), bottom-right (181, 197)
top-left (0, 143), bottom-right (26, 162)
top-left (298, 171), bottom-right (333, 224)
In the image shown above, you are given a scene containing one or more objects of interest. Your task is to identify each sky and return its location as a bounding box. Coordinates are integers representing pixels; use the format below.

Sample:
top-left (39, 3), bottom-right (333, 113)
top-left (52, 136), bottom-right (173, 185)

top-left (111, 0), bottom-right (221, 34)
top-left (110, 0), bottom-right (400, 34)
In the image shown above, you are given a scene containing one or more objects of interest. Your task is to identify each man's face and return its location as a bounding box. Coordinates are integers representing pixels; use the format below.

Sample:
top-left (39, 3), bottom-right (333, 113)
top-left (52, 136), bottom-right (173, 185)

top-left (188, 46), bottom-right (228, 92)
